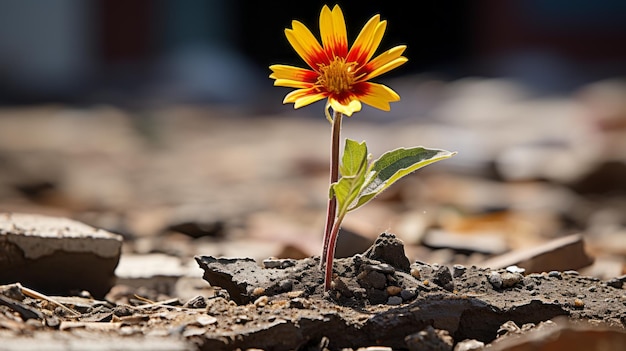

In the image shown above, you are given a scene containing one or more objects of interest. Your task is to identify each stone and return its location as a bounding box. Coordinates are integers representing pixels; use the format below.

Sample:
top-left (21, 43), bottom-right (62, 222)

top-left (433, 265), bottom-right (455, 292)
top-left (0, 212), bottom-right (122, 298)
top-left (363, 233), bottom-right (411, 272)
top-left (488, 318), bottom-right (626, 351)
top-left (387, 296), bottom-right (403, 305)
top-left (479, 234), bottom-right (594, 273)
top-left (488, 272), bottom-right (503, 289)
top-left (405, 326), bottom-right (453, 351)
top-left (501, 272), bottom-right (524, 288)
top-left (607, 275), bottom-right (626, 289)
top-left (454, 339), bottom-right (485, 351)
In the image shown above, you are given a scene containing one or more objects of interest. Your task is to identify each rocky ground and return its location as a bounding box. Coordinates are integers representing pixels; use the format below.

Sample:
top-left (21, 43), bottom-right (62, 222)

top-left (1, 76), bottom-right (626, 350)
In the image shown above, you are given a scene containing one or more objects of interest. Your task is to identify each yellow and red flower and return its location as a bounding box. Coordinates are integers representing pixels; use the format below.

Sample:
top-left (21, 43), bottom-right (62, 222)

top-left (269, 4), bottom-right (408, 117)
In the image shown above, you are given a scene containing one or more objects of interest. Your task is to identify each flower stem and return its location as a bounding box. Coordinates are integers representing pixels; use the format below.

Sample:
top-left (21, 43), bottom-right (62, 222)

top-left (324, 211), bottom-right (346, 291)
top-left (320, 111), bottom-right (342, 271)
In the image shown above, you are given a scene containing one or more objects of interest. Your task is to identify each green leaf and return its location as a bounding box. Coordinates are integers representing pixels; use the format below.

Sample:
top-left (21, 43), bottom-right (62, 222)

top-left (339, 139), bottom-right (368, 177)
top-left (330, 139), bottom-right (369, 214)
top-left (350, 146), bottom-right (456, 211)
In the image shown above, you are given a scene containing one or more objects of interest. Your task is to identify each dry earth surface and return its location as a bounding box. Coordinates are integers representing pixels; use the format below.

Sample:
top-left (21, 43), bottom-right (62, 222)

top-left (1, 77), bottom-right (626, 350)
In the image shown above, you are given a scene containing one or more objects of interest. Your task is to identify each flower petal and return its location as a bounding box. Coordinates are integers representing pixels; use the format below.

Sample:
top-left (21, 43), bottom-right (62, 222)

top-left (361, 20), bottom-right (387, 63)
top-left (354, 82), bottom-right (400, 111)
top-left (363, 56), bottom-right (407, 81)
top-left (320, 5), bottom-right (348, 58)
top-left (283, 87), bottom-right (327, 109)
top-left (269, 64), bottom-right (318, 83)
top-left (361, 45), bottom-right (406, 74)
top-left (347, 17), bottom-right (386, 66)
top-left (283, 87), bottom-right (326, 105)
top-left (294, 93), bottom-right (327, 109)
top-left (285, 21), bottom-right (326, 68)
top-left (346, 14), bottom-right (380, 64)
top-left (273, 79), bottom-right (313, 89)
top-left (329, 97), bottom-right (362, 117)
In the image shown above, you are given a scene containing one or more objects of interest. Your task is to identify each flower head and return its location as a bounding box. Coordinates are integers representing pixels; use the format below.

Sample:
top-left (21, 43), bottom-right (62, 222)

top-left (269, 4), bottom-right (408, 117)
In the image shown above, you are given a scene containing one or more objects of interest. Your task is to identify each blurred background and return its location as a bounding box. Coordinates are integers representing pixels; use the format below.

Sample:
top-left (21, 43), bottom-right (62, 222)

top-left (1, 0), bottom-right (626, 285)
top-left (1, 0), bottom-right (625, 106)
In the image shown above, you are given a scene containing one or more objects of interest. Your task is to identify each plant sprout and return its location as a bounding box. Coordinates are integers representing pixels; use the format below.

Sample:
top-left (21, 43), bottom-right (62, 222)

top-left (270, 4), bottom-right (455, 291)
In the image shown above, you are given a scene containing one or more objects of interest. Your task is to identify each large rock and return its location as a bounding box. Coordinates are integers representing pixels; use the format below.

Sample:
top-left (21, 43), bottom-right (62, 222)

top-left (0, 213), bottom-right (123, 298)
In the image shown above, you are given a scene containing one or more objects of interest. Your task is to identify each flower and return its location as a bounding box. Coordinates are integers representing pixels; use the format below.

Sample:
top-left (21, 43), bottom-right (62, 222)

top-left (269, 4), bottom-right (408, 117)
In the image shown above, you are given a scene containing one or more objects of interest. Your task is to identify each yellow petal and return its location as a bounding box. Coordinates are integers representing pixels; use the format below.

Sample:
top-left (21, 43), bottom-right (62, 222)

top-left (357, 83), bottom-right (400, 111)
top-left (273, 79), bottom-right (312, 89)
top-left (286, 21), bottom-right (326, 68)
top-left (294, 93), bottom-right (327, 109)
top-left (363, 45), bottom-right (406, 72)
top-left (347, 14), bottom-right (380, 63)
top-left (269, 64), bottom-right (317, 82)
top-left (283, 87), bottom-right (325, 105)
top-left (361, 20), bottom-right (387, 63)
top-left (320, 5), bottom-right (348, 57)
top-left (363, 56), bottom-right (408, 81)
top-left (329, 98), bottom-right (362, 117)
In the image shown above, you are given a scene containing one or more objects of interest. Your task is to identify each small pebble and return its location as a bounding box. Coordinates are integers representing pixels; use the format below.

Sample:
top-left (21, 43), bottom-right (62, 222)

top-left (253, 295), bottom-right (269, 307)
top-left (405, 326), bottom-right (453, 351)
top-left (358, 270), bottom-right (387, 290)
top-left (252, 287), bottom-right (265, 296)
top-left (454, 339), bottom-right (485, 351)
top-left (278, 279), bottom-right (293, 292)
top-left (45, 316), bottom-right (60, 328)
top-left (286, 290), bottom-right (304, 298)
top-left (113, 305), bottom-right (134, 317)
top-left (488, 272), bottom-right (503, 289)
top-left (387, 296), bottom-right (403, 305)
top-left (410, 267), bottom-right (421, 279)
top-left (184, 295), bottom-right (207, 309)
top-left (548, 271), bottom-right (562, 279)
top-left (386, 286), bottom-right (402, 296)
top-left (78, 290), bottom-right (93, 299)
top-left (196, 315), bottom-right (217, 326)
top-left (573, 298), bottom-right (585, 308)
top-left (497, 321), bottom-right (520, 336)
top-left (564, 270), bottom-right (579, 276)
top-left (400, 289), bottom-right (417, 301)
top-left (433, 265), bottom-right (454, 291)
top-left (501, 272), bottom-right (523, 288)
top-left (505, 265), bottom-right (525, 274)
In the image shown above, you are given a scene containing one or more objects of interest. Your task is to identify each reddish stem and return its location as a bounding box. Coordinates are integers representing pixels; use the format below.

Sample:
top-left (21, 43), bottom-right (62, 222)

top-left (320, 111), bottom-right (342, 270)
top-left (324, 212), bottom-right (345, 291)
